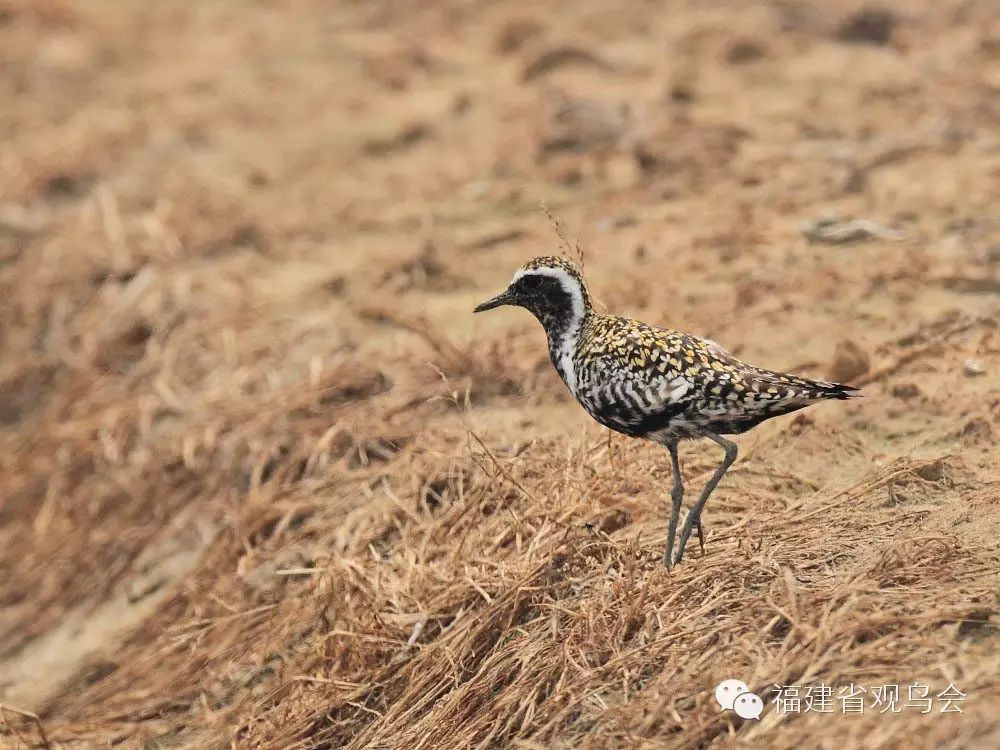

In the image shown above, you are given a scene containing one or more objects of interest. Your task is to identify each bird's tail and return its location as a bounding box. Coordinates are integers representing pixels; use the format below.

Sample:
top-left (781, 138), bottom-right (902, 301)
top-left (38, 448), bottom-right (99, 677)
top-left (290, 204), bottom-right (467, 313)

top-left (815, 382), bottom-right (863, 400)
top-left (753, 368), bottom-right (863, 401)
top-left (706, 370), bottom-right (861, 435)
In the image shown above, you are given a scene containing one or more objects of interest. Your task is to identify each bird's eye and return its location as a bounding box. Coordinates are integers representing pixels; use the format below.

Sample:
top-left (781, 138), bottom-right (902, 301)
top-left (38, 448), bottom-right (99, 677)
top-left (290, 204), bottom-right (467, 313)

top-left (521, 276), bottom-right (544, 290)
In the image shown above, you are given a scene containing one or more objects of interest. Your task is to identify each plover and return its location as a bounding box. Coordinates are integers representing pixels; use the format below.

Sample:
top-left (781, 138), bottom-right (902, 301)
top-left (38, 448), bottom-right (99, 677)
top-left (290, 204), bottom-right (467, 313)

top-left (474, 256), bottom-right (860, 567)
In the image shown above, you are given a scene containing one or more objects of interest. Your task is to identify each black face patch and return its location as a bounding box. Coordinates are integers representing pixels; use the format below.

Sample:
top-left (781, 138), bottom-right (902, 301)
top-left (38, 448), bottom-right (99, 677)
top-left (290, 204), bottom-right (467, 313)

top-left (512, 273), bottom-right (577, 333)
top-left (514, 273), bottom-right (555, 294)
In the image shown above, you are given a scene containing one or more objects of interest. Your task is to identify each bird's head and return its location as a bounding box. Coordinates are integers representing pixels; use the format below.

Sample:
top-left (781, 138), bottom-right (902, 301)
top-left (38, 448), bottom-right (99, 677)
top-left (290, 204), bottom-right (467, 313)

top-left (474, 256), bottom-right (592, 334)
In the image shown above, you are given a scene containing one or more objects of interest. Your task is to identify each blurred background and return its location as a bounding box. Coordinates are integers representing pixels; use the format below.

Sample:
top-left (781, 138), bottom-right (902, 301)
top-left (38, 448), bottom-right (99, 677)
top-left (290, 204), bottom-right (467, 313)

top-left (1, 1), bottom-right (998, 747)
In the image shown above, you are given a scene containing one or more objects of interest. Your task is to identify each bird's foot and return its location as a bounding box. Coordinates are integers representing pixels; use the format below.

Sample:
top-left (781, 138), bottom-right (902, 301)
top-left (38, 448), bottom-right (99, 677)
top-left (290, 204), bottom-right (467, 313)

top-left (662, 537), bottom-right (675, 570)
top-left (673, 512), bottom-right (704, 566)
top-left (663, 519), bottom-right (705, 569)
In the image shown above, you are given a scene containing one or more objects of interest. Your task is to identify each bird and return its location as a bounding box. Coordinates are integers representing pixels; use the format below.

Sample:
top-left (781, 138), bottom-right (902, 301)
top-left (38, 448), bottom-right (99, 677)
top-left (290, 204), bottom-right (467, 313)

top-left (473, 255), bottom-right (861, 567)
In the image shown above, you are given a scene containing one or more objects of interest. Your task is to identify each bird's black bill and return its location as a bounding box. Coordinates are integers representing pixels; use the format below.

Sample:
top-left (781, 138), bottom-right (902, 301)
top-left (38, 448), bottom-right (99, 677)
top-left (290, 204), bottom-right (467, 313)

top-left (473, 291), bottom-right (514, 313)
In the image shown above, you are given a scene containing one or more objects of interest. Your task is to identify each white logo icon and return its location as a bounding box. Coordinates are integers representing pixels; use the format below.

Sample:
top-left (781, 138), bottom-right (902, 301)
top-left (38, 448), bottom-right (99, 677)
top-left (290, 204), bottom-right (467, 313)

top-left (733, 691), bottom-right (764, 719)
top-left (715, 679), bottom-right (750, 711)
top-left (714, 678), bottom-right (763, 720)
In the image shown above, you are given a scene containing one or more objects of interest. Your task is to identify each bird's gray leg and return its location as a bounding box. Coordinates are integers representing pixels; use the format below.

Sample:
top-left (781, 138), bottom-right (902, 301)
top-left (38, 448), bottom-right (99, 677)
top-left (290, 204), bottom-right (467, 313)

top-left (662, 442), bottom-right (684, 568)
top-left (673, 432), bottom-right (738, 566)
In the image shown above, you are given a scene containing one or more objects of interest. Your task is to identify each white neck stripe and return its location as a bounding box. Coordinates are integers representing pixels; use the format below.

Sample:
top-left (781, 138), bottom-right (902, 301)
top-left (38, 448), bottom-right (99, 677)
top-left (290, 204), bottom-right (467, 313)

top-left (512, 266), bottom-right (586, 392)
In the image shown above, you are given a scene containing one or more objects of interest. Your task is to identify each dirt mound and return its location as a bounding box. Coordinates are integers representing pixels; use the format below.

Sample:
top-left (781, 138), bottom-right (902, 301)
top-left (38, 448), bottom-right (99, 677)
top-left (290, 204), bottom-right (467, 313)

top-left (1, 0), bottom-right (998, 747)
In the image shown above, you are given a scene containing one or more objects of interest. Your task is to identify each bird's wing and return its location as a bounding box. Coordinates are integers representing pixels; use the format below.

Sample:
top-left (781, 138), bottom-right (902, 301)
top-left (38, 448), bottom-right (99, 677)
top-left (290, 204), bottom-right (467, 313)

top-left (578, 322), bottom-right (707, 435)
top-left (581, 321), bottom-right (857, 436)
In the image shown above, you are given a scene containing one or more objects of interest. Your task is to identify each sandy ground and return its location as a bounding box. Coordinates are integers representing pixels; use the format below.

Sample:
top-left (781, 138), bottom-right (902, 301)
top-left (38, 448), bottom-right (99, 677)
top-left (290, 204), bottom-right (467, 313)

top-left (1, 0), bottom-right (998, 747)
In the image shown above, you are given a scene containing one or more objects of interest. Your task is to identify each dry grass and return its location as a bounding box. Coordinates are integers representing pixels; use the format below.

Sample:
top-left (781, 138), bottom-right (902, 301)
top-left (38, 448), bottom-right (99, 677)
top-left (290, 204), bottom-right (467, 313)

top-left (1, 0), bottom-right (999, 748)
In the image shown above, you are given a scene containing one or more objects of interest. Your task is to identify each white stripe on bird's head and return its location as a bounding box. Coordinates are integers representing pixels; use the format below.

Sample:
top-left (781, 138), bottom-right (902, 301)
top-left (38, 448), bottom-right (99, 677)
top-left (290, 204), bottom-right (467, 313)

top-left (511, 262), bottom-right (591, 324)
